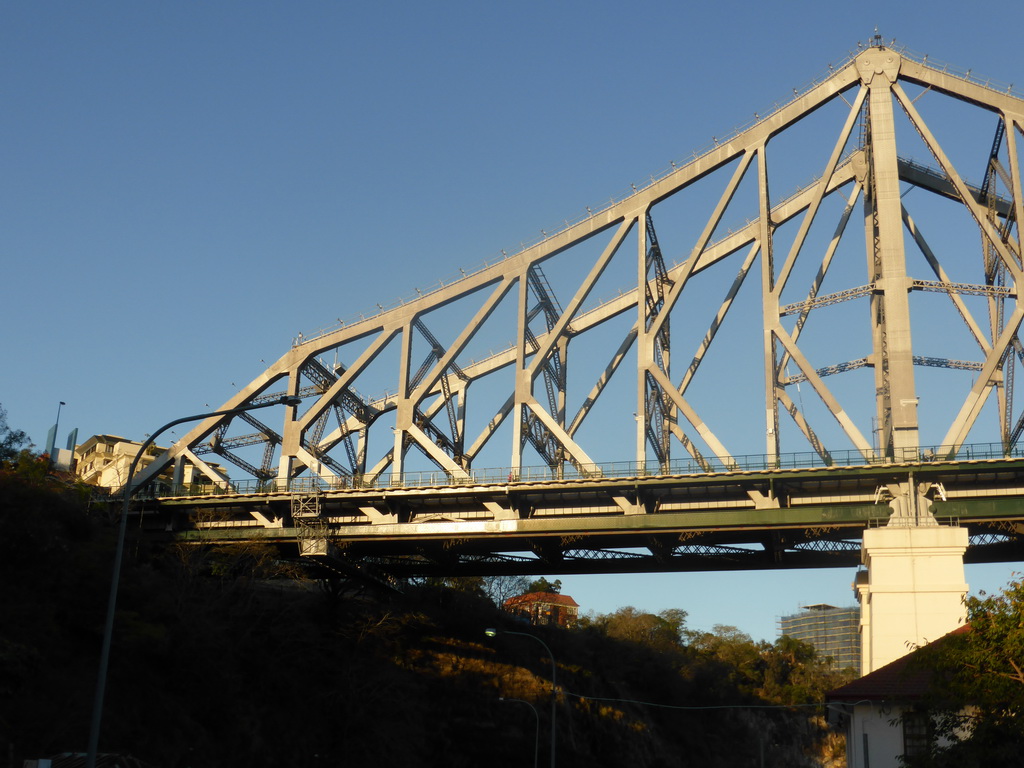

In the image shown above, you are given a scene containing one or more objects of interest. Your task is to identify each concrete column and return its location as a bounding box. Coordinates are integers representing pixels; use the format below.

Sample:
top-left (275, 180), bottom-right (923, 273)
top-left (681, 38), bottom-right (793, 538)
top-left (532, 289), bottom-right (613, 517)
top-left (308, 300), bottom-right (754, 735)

top-left (854, 570), bottom-right (871, 675)
top-left (172, 454), bottom-right (186, 487)
top-left (857, 524), bottom-right (968, 675)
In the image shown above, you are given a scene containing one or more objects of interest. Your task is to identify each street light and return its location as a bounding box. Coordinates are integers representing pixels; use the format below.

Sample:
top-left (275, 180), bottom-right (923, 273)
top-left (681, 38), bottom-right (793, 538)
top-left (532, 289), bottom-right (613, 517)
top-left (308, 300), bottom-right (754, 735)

top-left (485, 628), bottom-right (557, 768)
top-left (85, 395), bottom-right (301, 768)
top-left (499, 696), bottom-right (539, 768)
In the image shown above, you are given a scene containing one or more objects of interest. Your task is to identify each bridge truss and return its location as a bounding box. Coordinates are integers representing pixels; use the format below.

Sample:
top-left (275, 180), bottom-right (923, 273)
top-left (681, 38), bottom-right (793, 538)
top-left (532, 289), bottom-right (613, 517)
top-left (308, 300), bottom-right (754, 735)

top-left (131, 41), bottom-right (1024, 577)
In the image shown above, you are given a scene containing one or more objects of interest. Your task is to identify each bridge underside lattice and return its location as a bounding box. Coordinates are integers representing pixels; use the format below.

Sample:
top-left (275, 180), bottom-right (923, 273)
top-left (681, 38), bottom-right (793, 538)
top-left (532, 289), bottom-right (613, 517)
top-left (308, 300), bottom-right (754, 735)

top-left (143, 455), bottom-right (1024, 579)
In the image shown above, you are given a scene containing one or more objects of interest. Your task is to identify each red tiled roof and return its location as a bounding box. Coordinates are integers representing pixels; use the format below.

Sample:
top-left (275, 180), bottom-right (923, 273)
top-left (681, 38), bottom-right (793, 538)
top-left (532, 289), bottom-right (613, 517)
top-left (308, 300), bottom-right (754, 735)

top-left (504, 592), bottom-right (579, 609)
top-left (827, 624), bottom-right (970, 702)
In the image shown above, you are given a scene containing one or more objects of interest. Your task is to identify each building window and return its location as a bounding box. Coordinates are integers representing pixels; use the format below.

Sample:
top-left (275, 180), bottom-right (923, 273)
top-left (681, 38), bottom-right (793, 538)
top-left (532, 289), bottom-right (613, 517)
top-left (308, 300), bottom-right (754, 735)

top-left (903, 709), bottom-right (932, 759)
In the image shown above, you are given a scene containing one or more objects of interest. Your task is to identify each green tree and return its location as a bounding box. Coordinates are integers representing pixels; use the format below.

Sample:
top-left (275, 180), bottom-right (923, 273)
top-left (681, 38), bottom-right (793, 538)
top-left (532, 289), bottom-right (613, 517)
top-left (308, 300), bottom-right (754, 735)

top-left (688, 624), bottom-right (763, 695)
top-left (904, 577), bottom-right (1024, 766)
top-left (594, 606), bottom-right (689, 652)
top-left (419, 575), bottom-right (486, 595)
top-left (0, 404), bottom-right (30, 464)
top-left (482, 574), bottom-right (530, 606)
top-left (526, 576), bottom-right (561, 593)
top-left (760, 634), bottom-right (849, 704)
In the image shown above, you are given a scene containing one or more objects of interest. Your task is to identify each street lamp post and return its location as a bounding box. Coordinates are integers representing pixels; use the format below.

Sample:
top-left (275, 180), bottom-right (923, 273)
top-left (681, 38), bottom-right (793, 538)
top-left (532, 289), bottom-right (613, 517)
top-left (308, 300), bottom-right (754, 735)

top-left (85, 396), bottom-right (300, 768)
top-left (486, 628), bottom-right (557, 768)
top-left (498, 697), bottom-right (540, 768)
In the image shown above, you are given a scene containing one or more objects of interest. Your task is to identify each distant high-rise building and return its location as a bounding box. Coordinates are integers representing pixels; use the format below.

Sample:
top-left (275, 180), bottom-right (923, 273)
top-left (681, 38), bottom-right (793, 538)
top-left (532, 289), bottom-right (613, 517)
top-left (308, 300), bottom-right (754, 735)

top-left (779, 603), bottom-right (860, 671)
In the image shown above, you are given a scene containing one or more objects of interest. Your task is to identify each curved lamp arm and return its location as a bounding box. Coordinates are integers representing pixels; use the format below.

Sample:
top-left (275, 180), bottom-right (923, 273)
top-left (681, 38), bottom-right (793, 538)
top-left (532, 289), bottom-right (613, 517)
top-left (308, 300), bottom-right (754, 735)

top-left (86, 395), bottom-right (301, 768)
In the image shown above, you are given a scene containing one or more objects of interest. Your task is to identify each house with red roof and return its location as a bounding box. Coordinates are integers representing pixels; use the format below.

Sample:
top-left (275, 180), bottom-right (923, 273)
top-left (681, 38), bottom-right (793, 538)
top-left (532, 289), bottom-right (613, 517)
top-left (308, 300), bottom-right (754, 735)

top-left (826, 625), bottom-right (970, 768)
top-left (502, 591), bottom-right (579, 628)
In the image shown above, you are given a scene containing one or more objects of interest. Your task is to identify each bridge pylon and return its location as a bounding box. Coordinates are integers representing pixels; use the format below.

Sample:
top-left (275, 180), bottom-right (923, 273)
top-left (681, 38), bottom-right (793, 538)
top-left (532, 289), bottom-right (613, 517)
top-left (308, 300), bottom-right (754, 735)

top-left (857, 523), bottom-right (968, 674)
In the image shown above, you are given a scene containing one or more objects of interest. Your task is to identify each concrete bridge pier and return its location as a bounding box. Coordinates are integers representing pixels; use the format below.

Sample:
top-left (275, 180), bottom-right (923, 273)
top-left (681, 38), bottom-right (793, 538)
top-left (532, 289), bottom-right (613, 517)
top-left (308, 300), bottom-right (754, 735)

top-left (855, 483), bottom-right (968, 674)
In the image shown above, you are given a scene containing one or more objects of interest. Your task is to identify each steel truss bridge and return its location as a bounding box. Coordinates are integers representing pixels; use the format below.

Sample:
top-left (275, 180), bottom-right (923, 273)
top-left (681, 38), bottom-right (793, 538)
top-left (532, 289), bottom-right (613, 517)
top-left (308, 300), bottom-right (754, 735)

top-left (133, 40), bottom-right (1024, 582)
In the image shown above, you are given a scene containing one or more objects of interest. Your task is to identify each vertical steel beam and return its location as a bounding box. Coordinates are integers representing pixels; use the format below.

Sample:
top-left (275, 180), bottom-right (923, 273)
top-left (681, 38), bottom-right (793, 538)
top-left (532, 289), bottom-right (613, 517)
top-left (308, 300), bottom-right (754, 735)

top-left (512, 273), bottom-right (528, 473)
top-left (860, 50), bottom-right (920, 455)
top-left (393, 320), bottom-right (415, 478)
top-left (277, 369), bottom-right (303, 486)
top-left (636, 212), bottom-right (651, 467)
top-left (757, 145), bottom-right (780, 462)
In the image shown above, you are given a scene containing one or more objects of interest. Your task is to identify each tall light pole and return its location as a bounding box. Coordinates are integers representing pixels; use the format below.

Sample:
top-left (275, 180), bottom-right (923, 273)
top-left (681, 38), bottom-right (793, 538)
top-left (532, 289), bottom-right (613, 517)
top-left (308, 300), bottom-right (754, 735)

top-left (85, 396), bottom-right (301, 768)
top-left (499, 696), bottom-right (539, 768)
top-left (486, 628), bottom-right (557, 768)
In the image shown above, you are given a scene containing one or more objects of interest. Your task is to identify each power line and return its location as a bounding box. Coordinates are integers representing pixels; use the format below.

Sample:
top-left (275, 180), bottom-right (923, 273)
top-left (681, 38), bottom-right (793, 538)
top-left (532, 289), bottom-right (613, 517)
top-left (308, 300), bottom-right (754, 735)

top-left (563, 690), bottom-right (830, 711)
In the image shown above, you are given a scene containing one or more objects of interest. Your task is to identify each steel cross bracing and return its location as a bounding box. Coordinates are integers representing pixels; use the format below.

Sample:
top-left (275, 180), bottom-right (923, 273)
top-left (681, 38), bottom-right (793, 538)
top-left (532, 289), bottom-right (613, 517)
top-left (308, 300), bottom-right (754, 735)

top-left (132, 43), bottom-right (1024, 576)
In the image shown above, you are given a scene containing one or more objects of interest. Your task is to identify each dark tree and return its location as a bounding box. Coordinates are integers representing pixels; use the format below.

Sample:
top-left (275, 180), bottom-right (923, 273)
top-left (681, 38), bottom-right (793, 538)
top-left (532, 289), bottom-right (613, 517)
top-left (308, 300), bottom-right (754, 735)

top-left (0, 404), bottom-right (29, 463)
top-left (482, 574), bottom-right (530, 606)
top-left (526, 576), bottom-right (561, 593)
top-left (906, 577), bottom-right (1024, 766)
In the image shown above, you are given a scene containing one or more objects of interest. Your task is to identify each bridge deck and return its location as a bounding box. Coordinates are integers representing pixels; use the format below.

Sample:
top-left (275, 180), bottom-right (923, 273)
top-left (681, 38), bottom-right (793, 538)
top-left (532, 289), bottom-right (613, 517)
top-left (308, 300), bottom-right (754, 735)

top-left (132, 452), bottom-right (1024, 578)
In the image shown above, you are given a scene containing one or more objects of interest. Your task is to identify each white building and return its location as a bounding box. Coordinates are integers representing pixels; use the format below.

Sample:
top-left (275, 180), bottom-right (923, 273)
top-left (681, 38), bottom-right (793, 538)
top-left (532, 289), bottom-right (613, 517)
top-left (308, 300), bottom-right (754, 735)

top-left (74, 434), bottom-right (220, 492)
top-left (827, 626), bottom-right (970, 767)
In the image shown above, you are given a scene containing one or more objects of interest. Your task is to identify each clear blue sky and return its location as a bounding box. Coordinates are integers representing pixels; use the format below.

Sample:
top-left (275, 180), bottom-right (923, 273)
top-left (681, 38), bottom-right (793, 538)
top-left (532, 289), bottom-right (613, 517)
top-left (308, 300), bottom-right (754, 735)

top-left (3, 1), bottom-right (1022, 642)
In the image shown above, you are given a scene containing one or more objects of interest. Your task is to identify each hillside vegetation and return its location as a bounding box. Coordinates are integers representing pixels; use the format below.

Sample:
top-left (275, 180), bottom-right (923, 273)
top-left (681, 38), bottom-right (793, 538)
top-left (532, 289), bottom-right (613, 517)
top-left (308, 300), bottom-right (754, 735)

top-left (1, 455), bottom-right (850, 767)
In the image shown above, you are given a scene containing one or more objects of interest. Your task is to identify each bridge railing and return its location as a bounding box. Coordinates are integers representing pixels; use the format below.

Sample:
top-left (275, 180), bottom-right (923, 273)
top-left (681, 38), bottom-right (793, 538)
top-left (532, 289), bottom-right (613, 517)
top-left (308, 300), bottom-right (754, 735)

top-left (143, 441), bottom-right (1024, 499)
